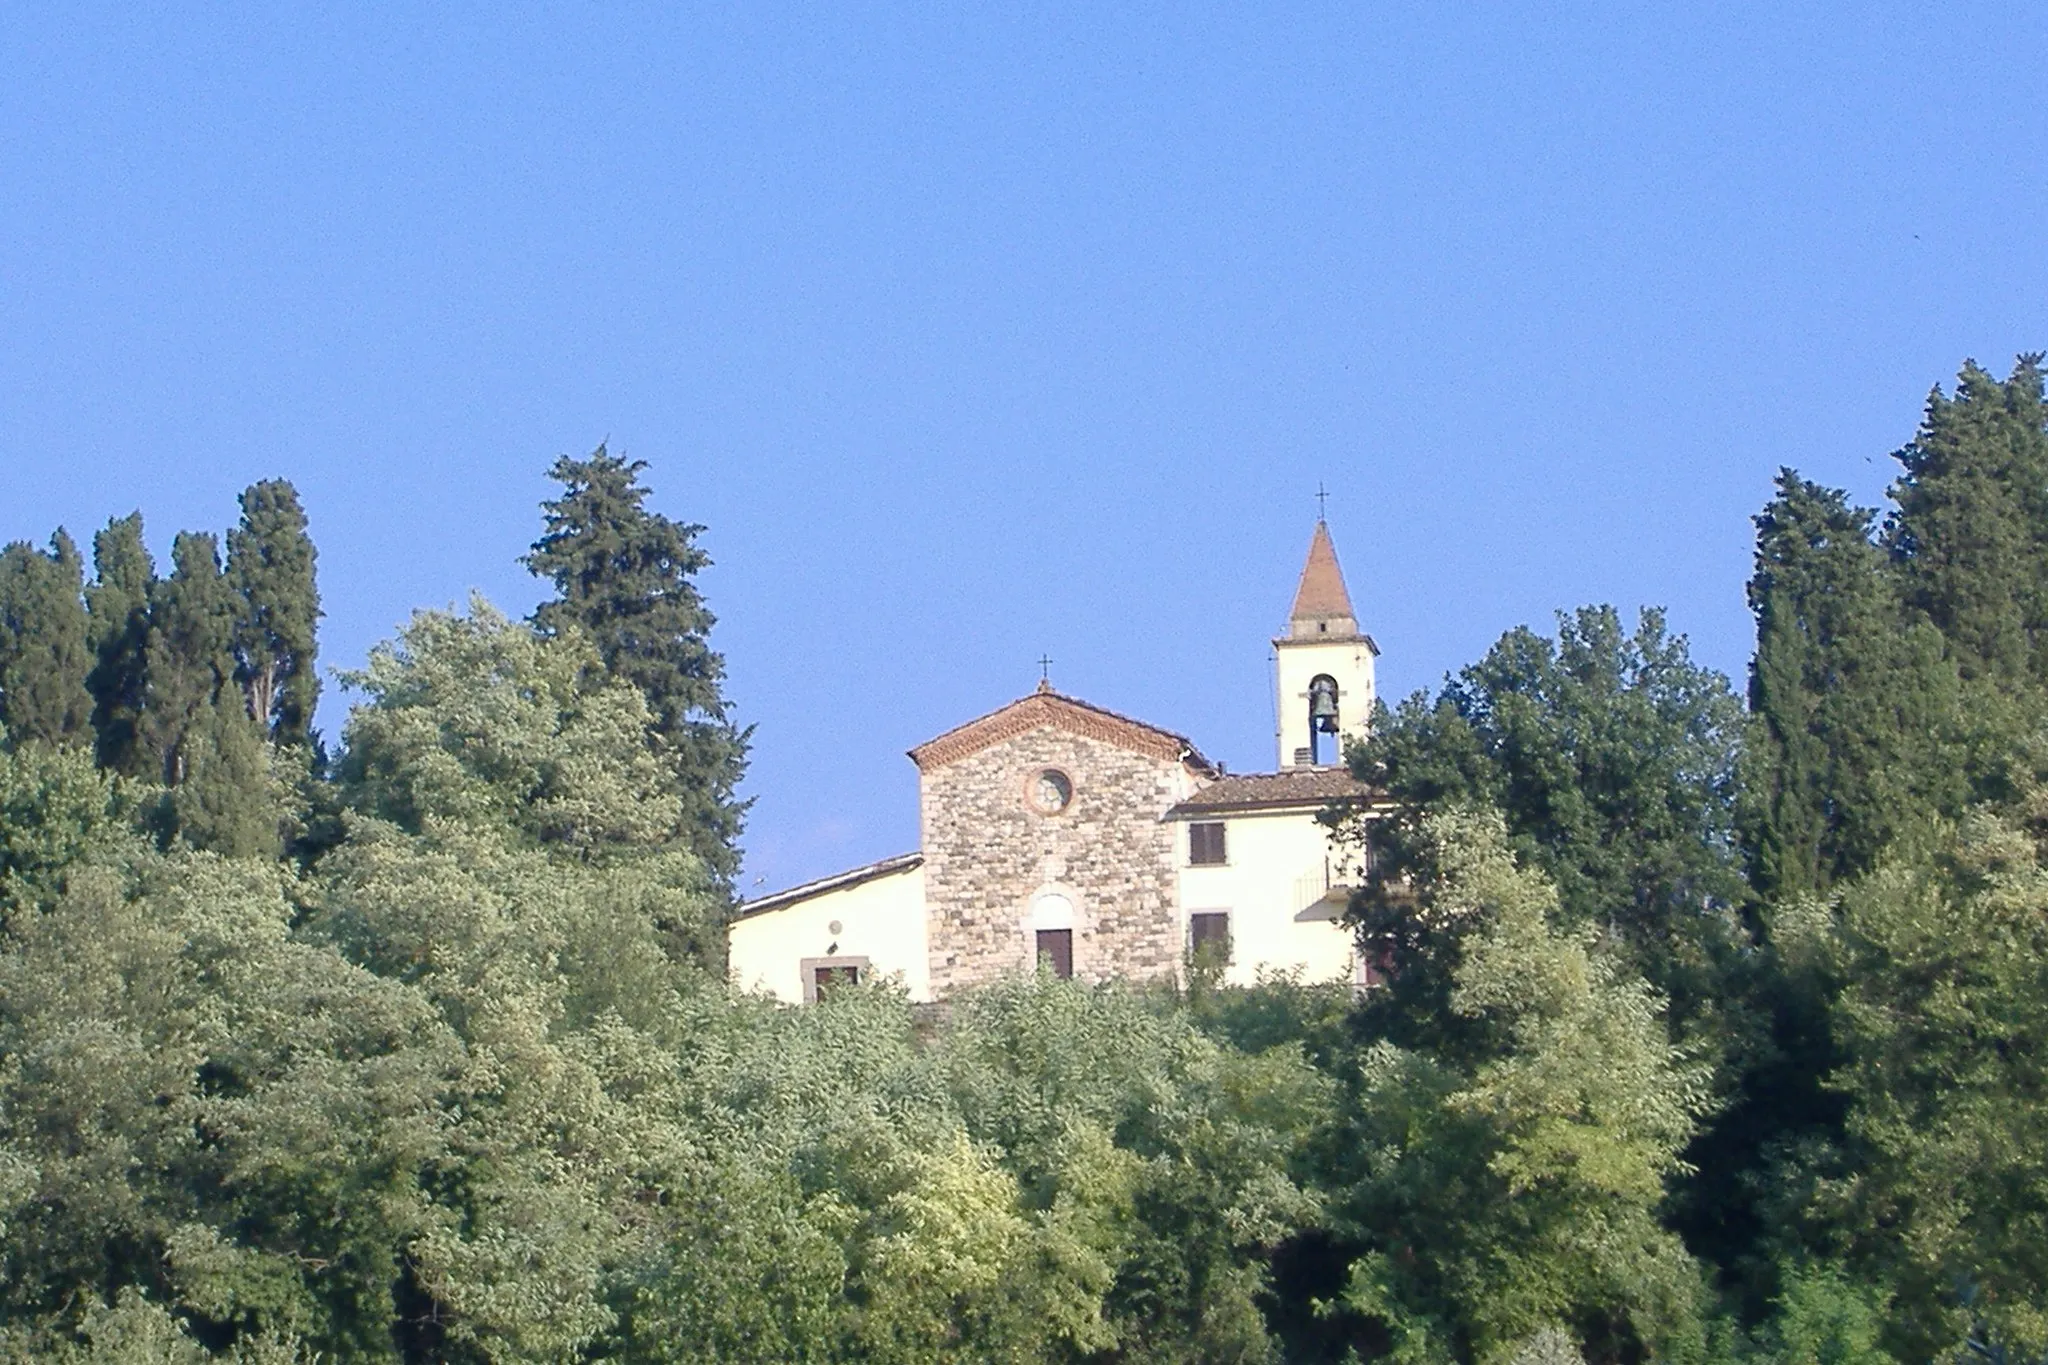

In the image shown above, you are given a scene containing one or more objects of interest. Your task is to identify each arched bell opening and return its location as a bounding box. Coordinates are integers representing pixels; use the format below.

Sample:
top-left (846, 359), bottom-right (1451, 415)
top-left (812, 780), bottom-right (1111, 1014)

top-left (1307, 674), bottom-right (1340, 766)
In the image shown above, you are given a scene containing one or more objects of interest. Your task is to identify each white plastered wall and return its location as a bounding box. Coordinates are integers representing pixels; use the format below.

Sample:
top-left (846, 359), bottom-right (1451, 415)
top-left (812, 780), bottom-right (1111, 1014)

top-left (1175, 807), bottom-right (1360, 987)
top-left (727, 863), bottom-right (931, 1003)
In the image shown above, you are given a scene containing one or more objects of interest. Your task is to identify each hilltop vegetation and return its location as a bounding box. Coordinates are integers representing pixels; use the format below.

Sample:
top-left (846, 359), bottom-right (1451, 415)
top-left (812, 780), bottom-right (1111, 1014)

top-left (0, 363), bottom-right (2045, 1363)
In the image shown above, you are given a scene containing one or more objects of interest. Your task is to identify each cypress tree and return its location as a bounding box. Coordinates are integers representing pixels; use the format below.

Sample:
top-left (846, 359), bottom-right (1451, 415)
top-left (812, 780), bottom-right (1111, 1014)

top-left (1744, 472), bottom-right (1962, 898)
top-left (226, 479), bottom-right (321, 745)
top-left (1886, 355), bottom-right (2048, 689)
top-left (139, 532), bottom-right (240, 785)
top-left (84, 513), bottom-right (156, 774)
top-left (0, 531), bottom-right (95, 748)
top-left (526, 446), bottom-right (750, 883)
top-left (168, 699), bottom-right (281, 858)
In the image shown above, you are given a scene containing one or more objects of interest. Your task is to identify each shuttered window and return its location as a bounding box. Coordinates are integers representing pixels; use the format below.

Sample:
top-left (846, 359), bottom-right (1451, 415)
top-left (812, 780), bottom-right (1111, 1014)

top-left (1190, 912), bottom-right (1230, 963)
top-left (1189, 821), bottom-right (1227, 866)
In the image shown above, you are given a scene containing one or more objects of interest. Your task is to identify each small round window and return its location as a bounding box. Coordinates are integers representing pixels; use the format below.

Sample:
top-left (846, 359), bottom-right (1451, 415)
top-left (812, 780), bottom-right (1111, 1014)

top-left (1029, 768), bottom-right (1073, 815)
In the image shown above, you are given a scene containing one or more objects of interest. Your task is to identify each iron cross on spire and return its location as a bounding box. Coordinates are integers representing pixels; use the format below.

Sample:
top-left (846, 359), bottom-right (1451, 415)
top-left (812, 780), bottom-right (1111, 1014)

top-left (1316, 482), bottom-right (1329, 522)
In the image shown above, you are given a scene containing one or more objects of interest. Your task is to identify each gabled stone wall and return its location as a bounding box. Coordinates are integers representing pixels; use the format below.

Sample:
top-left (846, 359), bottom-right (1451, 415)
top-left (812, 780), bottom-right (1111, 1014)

top-left (920, 725), bottom-right (1190, 995)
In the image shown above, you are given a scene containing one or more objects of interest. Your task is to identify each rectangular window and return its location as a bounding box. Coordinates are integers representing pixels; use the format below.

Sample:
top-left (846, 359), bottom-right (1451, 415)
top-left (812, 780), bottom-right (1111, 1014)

top-left (1190, 911), bottom-right (1231, 964)
top-left (800, 956), bottom-right (870, 1004)
top-left (1189, 821), bottom-right (1227, 866)
top-left (1035, 928), bottom-right (1073, 979)
top-left (1354, 947), bottom-right (1392, 993)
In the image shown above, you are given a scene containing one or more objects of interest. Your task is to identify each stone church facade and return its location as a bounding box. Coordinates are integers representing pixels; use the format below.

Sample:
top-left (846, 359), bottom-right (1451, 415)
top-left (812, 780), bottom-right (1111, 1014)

top-left (728, 521), bottom-right (1386, 1004)
top-left (914, 690), bottom-right (1210, 995)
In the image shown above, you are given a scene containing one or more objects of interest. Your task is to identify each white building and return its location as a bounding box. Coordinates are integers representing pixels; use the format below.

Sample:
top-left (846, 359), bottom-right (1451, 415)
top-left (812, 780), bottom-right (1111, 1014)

top-left (729, 521), bottom-right (1384, 1004)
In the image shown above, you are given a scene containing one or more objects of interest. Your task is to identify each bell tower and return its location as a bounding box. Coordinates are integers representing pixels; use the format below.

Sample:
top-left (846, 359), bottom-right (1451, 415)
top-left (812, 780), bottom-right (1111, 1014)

top-left (1273, 520), bottom-right (1378, 768)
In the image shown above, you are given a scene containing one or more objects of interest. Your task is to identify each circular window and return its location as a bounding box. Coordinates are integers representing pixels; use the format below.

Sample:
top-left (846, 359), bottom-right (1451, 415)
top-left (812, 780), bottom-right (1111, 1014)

top-left (1028, 768), bottom-right (1073, 815)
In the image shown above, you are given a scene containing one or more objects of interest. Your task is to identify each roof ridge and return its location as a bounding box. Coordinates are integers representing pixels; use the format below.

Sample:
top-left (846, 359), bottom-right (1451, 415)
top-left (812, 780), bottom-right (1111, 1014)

top-left (908, 689), bottom-right (1215, 774)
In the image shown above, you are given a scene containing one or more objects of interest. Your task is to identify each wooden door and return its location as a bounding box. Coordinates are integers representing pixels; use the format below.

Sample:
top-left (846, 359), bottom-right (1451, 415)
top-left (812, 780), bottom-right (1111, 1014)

top-left (1035, 928), bottom-right (1073, 980)
top-left (813, 964), bottom-right (859, 1000)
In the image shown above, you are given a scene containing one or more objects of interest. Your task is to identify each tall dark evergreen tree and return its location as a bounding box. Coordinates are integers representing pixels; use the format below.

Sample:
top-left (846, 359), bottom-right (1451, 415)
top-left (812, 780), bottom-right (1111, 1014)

top-left (1744, 472), bottom-right (1963, 899)
top-left (139, 532), bottom-right (240, 786)
top-left (525, 445), bottom-right (749, 882)
top-left (0, 531), bottom-right (95, 748)
top-left (226, 479), bottom-right (321, 745)
top-left (1886, 355), bottom-right (2048, 690)
top-left (84, 512), bottom-right (156, 774)
top-left (168, 698), bottom-right (281, 858)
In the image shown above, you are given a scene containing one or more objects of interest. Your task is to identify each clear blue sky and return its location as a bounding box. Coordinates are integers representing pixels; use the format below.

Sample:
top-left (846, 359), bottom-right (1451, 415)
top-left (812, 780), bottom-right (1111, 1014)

top-left (5, 5), bottom-right (2044, 893)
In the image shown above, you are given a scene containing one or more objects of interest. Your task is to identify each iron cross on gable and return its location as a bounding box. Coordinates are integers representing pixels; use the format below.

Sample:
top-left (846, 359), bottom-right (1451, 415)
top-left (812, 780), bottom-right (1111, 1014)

top-left (1037, 654), bottom-right (1054, 683)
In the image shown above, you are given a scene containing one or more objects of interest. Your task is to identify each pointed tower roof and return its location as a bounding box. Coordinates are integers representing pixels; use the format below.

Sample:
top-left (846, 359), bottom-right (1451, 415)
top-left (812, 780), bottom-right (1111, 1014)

top-left (1287, 521), bottom-right (1356, 625)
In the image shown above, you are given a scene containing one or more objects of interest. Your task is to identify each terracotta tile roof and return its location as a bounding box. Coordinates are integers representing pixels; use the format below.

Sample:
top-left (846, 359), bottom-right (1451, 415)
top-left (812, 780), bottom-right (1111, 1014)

top-left (1289, 521), bottom-right (1356, 623)
top-left (734, 851), bottom-right (924, 921)
top-left (908, 685), bottom-right (1218, 775)
top-left (1165, 766), bottom-right (1378, 817)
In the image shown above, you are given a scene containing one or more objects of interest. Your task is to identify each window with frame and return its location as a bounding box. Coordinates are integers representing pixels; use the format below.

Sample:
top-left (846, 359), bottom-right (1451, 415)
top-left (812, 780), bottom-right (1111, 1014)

top-left (800, 956), bottom-right (869, 1004)
top-left (1188, 821), bottom-right (1227, 866)
top-left (1189, 911), bottom-right (1231, 964)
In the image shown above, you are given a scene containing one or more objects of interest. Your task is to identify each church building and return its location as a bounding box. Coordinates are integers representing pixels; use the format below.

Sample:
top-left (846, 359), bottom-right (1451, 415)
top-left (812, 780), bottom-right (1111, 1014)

top-left (728, 521), bottom-right (1385, 1004)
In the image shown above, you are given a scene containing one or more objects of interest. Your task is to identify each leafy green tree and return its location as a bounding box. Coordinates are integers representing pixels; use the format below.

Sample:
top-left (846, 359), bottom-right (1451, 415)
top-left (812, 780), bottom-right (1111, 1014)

top-left (339, 602), bottom-right (698, 853)
top-left (939, 977), bottom-right (1334, 1363)
top-left (334, 597), bottom-right (720, 961)
top-left (317, 605), bottom-right (744, 1358)
top-left (1743, 472), bottom-right (1963, 901)
top-left (597, 967), bottom-right (1336, 1365)
top-left (84, 514), bottom-right (156, 775)
top-left (1818, 802), bottom-right (2048, 1363)
top-left (225, 481), bottom-right (320, 746)
top-left (1350, 606), bottom-right (1747, 1024)
top-left (1339, 809), bottom-right (1714, 1365)
top-left (0, 739), bottom-right (136, 929)
top-left (0, 532), bottom-right (95, 749)
top-left (0, 850), bottom-right (460, 1362)
top-left (525, 446), bottom-right (749, 884)
top-left (1750, 1261), bottom-right (1896, 1365)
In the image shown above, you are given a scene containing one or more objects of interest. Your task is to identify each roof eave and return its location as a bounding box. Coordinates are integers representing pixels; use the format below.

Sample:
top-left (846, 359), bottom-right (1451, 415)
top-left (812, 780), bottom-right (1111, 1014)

top-left (1164, 793), bottom-right (1380, 819)
top-left (734, 852), bottom-right (924, 920)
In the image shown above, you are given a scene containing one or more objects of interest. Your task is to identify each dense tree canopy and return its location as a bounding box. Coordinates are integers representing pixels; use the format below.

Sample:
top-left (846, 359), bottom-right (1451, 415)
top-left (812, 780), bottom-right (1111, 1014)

top-left (0, 371), bottom-right (2046, 1363)
top-left (1339, 810), bottom-right (1714, 1365)
top-left (1347, 604), bottom-right (1747, 1034)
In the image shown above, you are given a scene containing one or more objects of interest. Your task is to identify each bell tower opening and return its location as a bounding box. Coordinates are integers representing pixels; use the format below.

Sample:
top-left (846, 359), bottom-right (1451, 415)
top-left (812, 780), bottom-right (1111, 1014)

top-left (1272, 520), bottom-right (1379, 769)
top-left (1307, 674), bottom-right (1340, 765)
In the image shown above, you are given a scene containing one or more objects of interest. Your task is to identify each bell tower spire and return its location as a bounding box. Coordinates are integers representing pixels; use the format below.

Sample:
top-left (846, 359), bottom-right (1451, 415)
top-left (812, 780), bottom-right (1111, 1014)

top-left (1273, 520), bottom-right (1378, 768)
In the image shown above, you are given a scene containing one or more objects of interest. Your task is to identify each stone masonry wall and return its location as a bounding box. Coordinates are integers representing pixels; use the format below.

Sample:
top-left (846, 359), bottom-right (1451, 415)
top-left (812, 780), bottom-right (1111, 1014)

top-left (921, 725), bottom-right (1189, 996)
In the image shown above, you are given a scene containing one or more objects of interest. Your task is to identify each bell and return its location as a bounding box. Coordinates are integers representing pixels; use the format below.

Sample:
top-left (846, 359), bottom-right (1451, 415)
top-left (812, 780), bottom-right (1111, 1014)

top-left (1310, 679), bottom-right (1340, 733)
